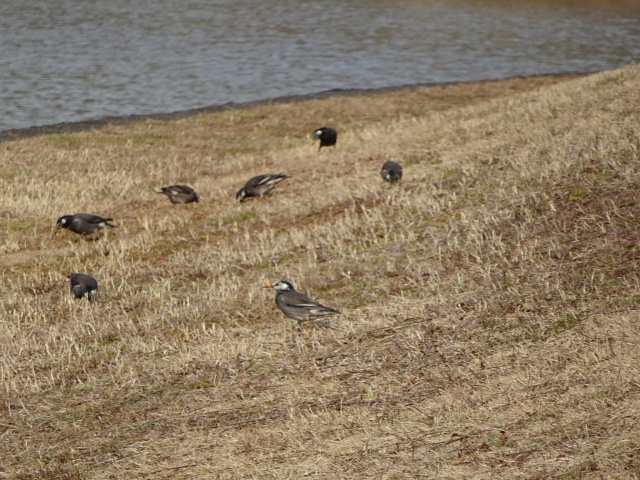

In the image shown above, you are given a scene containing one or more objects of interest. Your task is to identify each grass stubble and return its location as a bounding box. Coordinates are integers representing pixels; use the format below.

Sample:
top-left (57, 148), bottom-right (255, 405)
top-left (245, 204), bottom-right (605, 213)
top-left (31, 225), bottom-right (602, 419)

top-left (1, 67), bottom-right (639, 479)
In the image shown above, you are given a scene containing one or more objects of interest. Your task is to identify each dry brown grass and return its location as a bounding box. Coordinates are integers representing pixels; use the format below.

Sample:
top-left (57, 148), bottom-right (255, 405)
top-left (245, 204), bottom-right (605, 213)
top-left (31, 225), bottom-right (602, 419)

top-left (1, 68), bottom-right (640, 479)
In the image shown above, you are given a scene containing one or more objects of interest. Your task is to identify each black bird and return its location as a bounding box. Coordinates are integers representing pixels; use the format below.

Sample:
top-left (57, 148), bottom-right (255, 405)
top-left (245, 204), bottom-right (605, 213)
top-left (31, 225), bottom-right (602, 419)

top-left (67, 273), bottom-right (98, 301)
top-left (54, 213), bottom-right (117, 237)
top-left (236, 174), bottom-right (291, 202)
top-left (157, 185), bottom-right (200, 204)
top-left (381, 160), bottom-right (403, 183)
top-left (312, 127), bottom-right (337, 151)
top-left (265, 280), bottom-right (341, 326)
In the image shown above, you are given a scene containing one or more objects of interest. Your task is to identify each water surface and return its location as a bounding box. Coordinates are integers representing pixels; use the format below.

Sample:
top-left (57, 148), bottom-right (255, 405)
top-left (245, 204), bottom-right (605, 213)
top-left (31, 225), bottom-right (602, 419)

top-left (1, 0), bottom-right (638, 131)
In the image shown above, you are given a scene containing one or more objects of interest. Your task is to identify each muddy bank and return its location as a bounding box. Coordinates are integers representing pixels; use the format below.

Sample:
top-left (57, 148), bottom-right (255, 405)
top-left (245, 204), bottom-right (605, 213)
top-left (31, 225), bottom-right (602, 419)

top-left (0, 71), bottom-right (591, 144)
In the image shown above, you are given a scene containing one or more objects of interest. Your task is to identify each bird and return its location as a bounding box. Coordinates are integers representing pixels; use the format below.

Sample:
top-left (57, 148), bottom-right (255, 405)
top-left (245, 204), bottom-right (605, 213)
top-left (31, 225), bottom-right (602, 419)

top-left (54, 213), bottom-right (117, 237)
top-left (265, 280), bottom-right (341, 326)
top-left (312, 127), bottom-right (337, 151)
top-left (236, 174), bottom-right (291, 202)
top-left (67, 273), bottom-right (98, 301)
top-left (381, 160), bottom-right (403, 183)
top-left (157, 185), bottom-right (199, 204)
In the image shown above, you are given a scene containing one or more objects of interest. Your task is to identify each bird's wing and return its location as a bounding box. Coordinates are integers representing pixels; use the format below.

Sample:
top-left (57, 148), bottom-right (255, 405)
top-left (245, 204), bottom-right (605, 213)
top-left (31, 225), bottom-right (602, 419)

top-left (261, 174), bottom-right (290, 186)
top-left (283, 291), bottom-right (319, 308)
top-left (84, 214), bottom-right (112, 224)
top-left (256, 175), bottom-right (276, 186)
top-left (294, 302), bottom-right (341, 316)
top-left (244, 175), bottom-right (265, 187)
top-left (288, 294), bottom-right (338, 314)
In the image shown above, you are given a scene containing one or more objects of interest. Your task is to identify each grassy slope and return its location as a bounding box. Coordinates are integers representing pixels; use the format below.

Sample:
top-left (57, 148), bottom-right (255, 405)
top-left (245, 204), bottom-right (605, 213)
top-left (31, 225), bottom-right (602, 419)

top-left (1, 68), bottom-right (639, 479)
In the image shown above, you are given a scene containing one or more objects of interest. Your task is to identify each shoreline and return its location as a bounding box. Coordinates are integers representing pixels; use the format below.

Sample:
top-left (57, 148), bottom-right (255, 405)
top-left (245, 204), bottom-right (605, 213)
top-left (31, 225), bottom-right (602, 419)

top-left (0, 70), bottom-right (592, 143)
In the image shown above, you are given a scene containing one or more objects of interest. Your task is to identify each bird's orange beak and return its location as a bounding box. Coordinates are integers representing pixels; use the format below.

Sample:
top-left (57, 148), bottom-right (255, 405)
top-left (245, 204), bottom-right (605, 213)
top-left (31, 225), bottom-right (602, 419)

top-left (264, 284), bottom-right (273, 288)
top-left (52, 227), bottom-right (60, 236)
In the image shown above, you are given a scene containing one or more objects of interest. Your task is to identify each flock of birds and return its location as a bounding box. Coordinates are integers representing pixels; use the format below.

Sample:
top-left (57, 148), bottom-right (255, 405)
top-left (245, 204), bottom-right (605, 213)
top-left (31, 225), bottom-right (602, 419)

top-left (55, 127), bottom-right (403, 326)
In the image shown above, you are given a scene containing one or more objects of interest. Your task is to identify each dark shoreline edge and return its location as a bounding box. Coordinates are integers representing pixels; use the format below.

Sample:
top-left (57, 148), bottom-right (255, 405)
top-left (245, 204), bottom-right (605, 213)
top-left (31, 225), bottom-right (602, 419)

top-left (0, 70), bottom-right (594, 144)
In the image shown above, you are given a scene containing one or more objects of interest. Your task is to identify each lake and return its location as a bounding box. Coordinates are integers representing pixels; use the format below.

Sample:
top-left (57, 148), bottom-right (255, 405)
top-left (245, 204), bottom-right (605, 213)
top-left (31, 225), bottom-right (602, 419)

top-left (1, 0), bottom-right (639, 132)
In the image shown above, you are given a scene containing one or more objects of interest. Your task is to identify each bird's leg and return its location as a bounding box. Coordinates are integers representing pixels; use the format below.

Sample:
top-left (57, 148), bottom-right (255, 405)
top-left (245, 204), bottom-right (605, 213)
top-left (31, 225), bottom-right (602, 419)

top-left (297, 314), bottom-right (311, 331)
